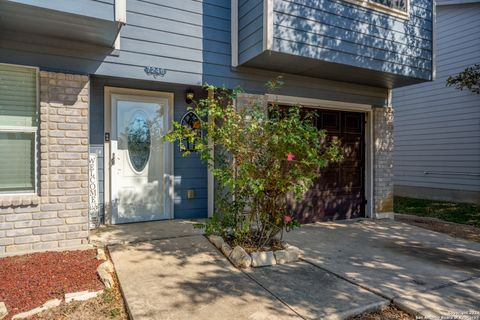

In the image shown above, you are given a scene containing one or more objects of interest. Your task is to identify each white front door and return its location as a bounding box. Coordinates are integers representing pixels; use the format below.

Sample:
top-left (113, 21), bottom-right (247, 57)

top-left (110, 93), bottom-right (173, 224)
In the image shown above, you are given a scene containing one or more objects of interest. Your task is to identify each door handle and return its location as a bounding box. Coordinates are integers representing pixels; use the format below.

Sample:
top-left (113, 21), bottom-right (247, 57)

top-left (112, 152), bottom-right (116, 166)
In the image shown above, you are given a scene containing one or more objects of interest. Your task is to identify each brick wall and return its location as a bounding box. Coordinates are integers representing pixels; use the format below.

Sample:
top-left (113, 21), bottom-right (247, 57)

top-left (373, 106), bottom-right (394, 218)
top-left (0, 71), bottom-right (90, 255)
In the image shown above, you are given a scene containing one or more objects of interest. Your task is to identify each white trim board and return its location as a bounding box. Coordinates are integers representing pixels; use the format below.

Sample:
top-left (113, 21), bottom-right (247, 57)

top-left (263, 0), bottom-right (274, 51)
top-left (207, 89), bottom-right (215, 218)
top-left (266, 94), bottom-right (373, 112)
top-left (231, 0), bottom-right (239, 67)
top-left (114, 0), bottom-right (127, 23)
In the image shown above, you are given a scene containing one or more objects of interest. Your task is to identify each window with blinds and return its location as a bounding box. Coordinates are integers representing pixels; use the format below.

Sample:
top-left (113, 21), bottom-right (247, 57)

top-left (0, 64), bottom-right (38, 193)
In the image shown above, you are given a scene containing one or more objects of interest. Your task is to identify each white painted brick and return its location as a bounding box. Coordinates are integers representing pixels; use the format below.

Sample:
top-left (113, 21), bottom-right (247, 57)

top-left (14, 235), bottom-right (40, 244)
top-left (58, 224), bottom-right (83, 232)
top-left (34, 241), bottom-right (60, 250)
top-left (41, 219), bottom-right (65, 227)
top-left (6, 214), bottom-right (32, 222)
top-left (15, 220), bottom-right (41, 229)
top-left (40, 203), bottom-right (65, 212)
top-left (7, 229), bottom-right (32, 237)
top-left (58, 239), bottom-right (82, 247)
top-left (32, 212), bottom-right (58, 220)
top-left (41, 233), bottom-right (66, 242)
top-left (0, 238), bottom-right (14, 246)
top-left (65, 217), bottom-right (86, 225)
top-left (33, 227), bottom-right (59, 235)
top-left (0, 223), bottom-right (13, 230)
top-left (66, 231), bottom-right (89, 239)
top-left (6, 243), bottom-right (33, 252)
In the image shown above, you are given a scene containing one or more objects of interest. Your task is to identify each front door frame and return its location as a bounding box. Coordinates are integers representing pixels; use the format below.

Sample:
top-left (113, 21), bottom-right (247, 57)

top-left (265, 94), bottom-right (374, 219)
top-left (104, 86), bottom-right (175, 225)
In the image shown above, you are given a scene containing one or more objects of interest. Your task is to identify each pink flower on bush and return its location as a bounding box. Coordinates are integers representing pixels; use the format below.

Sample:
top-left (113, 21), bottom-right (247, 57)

top-left (283, 215), bottom-right (293, 223)
top-left (287, 152), bottom-right (295, 161)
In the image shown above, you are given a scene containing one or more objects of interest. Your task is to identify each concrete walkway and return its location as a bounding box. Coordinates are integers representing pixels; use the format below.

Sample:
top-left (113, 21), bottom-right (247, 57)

top-left (90, 219), bottom-right (203, 246)
top-left (284, 219), bottom-right (480, 318)
top-left (109, 235), bottom-right (300, 320)
top-left (105, 219), bottom-right (480, 319)
top-left (109, 235), bottom-right (387, 320)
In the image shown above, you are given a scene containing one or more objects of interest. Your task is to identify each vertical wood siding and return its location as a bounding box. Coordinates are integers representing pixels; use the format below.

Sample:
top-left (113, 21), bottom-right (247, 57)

top-left (393, 3), bottom-right (480, 192)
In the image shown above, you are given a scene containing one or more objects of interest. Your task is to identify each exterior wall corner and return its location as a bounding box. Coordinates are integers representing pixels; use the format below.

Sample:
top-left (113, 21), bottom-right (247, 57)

top-left (0, 70), bottom-right (90, 256)
top-left (372, 106), bottom-right (394, 218)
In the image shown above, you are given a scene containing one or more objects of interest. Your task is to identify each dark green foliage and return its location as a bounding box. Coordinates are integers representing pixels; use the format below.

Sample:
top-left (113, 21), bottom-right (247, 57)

top-left (446, 64), bottom-right (480, 94)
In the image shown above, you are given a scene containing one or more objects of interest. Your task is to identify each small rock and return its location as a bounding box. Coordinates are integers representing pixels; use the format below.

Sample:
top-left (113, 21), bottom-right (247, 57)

top-left (274, 249), bottom-right (300, 264)
top-left (96, 248), bottom-right (107, 261)
top-left (285, 244), bottom-right (304, 258)
top-left (0, 302), bottom-right (7, 320)
top-left (221, 242), bottom-right (233, 258)
top-left (65, 290), bottom-right (103, 303)
top-left (208, 235), bottom-right (225, 249)
top-left (274, 250), bottom-right (288, 264)
top-left (229, 246), bottom-right (252, 268)
top-left (12, 299), bottom-right (61, 319)
top-left (97, 267), bottom-right (114, 289)
top-left (98, 260), bottom-right (114, 273)
top-left (251, 251), bottom-right (276, 267)
top-left (97, 261), bottom-right (115, 289)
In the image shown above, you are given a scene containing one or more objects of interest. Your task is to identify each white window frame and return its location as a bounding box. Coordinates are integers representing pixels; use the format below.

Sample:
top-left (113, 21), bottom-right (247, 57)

top-left (0, 63), bottom-right (39, 195)
top-left (346, 0), bottom-right (410, 19)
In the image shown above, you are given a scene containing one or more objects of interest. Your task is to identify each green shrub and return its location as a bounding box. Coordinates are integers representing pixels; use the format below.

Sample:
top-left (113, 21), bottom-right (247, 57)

top-left (166, 81), bottom-right (341, 249)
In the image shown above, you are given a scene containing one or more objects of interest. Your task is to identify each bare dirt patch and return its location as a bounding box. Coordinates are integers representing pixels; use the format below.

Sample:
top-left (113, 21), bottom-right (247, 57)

top-left (0, 249), bottom-right (103, 319)
top-left (395, 213), bottom-right (480, 243)
top-left (29, 285), bottom-right (128, 320)
top-left (349, 304), bottom-right (414, 320)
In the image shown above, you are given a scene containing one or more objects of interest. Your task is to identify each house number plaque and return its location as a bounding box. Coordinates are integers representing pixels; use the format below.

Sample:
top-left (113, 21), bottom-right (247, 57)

top-left (144, 66), bottom-right (167, 78)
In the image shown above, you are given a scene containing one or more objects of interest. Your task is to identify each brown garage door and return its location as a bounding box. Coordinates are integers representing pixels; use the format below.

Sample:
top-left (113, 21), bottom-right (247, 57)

top-left (288, 109), bottom-right (366, 222)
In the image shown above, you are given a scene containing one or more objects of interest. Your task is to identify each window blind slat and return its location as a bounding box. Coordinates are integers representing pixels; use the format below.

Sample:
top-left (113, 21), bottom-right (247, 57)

top-left (0, 65), bottom-right (37, 127)
top-left (0, 64), bottom-right (37, 193)
top-left (0, 132), bottom-right (35, 192)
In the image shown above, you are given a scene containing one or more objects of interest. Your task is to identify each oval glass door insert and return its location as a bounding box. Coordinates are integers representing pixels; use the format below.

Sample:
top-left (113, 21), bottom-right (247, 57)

top-left (127, 112), bottom-right (151, 172)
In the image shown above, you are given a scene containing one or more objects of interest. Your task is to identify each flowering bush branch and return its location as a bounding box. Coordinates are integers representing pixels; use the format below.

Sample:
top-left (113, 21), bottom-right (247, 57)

top-left (166, 81), bottom-right (342, 249)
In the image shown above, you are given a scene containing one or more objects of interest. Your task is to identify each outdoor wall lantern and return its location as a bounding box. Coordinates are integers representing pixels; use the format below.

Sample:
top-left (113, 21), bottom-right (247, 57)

top-left (185, 89), bottom-right (195, 104)
top-left (180, 110), bottom-right (202, 152)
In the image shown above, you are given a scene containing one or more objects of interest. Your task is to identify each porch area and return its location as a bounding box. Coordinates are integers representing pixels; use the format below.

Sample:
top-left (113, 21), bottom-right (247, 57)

top-left (89, 219), bottom-right (204, 246)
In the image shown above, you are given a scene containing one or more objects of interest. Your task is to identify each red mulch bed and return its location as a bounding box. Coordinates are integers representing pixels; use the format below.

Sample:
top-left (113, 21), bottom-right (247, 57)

top-left (0, 249), bottom-right (104, 319)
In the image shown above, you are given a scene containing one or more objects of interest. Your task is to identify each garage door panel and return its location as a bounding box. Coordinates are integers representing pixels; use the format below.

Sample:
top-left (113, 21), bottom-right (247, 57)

top-left (289, 109), bottom-right (366, 222)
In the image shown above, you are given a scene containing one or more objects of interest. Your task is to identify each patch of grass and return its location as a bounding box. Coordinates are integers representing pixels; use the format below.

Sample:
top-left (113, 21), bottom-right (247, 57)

top-left (394, 196), bottom-right (480, 227)
top-left (102, 288), bottom-right (116, 304)
top-left (110, 308), bottom-right (121, 318)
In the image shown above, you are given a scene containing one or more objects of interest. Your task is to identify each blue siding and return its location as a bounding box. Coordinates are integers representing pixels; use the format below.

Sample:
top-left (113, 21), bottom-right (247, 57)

top-left (393, 3), bottom-right (480, 197)
top-left (0, 0), bottom-right (425, 223)
top-left (271, 0), bottom-right (433, 80)
top-left (235, 0), bottom-right (434, 86)
top-left (90, 77), bottom-right (208, 221)
top-left (238, 0), bottom-right (264, 64)
top-left (7, 0), bottom-right (115, 21)
top-left (0, 0), bottom-right (388, 105)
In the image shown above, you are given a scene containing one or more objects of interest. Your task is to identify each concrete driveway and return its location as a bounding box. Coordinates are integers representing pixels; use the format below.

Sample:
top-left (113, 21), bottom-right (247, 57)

top-left (284, 219), bottom-right (480, 318)
top-left (105, 219), bottom-right (480, 319)
top-left (109, 235), bottom-right (385, 320)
